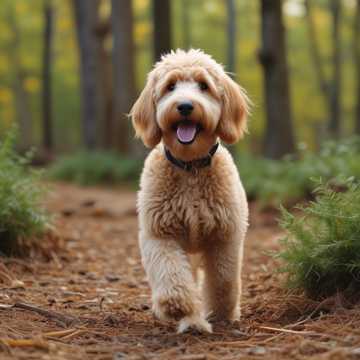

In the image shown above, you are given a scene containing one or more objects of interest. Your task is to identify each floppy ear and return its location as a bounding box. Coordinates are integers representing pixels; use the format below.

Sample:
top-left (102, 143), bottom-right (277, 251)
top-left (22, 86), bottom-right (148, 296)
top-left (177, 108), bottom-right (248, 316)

top-left (216, 74), bottom-right (250, 144)
top-left (130, 76), bottom-right (161, 148)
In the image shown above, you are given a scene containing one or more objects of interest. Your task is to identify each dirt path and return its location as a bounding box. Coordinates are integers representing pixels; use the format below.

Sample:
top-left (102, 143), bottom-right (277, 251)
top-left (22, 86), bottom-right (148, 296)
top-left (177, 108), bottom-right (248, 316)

top-left (1, 183), bottom-right (360, 359)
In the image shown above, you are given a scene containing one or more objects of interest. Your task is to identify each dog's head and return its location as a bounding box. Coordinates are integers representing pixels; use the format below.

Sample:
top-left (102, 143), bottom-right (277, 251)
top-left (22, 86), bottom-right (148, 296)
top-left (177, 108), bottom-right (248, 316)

top-left (131, 49), bottom-right (250, 161)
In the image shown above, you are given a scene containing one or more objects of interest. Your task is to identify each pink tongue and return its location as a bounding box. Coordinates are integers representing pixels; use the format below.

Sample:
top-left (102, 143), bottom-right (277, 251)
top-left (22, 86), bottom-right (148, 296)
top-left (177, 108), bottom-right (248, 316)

top-left (176, 123), bottom-right (197, 143)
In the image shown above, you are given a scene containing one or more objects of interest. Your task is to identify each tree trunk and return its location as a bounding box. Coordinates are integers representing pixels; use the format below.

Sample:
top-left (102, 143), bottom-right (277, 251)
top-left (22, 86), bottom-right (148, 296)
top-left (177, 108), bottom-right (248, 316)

top-left (111, 0), bottom-right (135, 154)
top-left (73, 0), bottom-right (100, 150)
top-left (42, 0), bottom-right (54, 152)
top-left (328, 0), bottom-right (342, 138)
top-left (354, 0), bottom-right (360, 134)
top-left (226, 0), bottom-right (236, 76)
top-left (153, 0), bottom-right (172, 61)
top-left (94, 16), bottom-right (113, 149)
top-left (259, 0), bottom-right (295, 159)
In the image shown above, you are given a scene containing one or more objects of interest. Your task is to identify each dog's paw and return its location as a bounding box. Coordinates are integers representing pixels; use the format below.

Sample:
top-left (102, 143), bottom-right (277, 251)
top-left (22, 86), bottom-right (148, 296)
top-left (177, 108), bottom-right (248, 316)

top-left (153, 292), bottom-right (194, 321)
top-left (206, 305), bottom-right (240, 323)
top-left (178, 315), bottom-right (212, 334)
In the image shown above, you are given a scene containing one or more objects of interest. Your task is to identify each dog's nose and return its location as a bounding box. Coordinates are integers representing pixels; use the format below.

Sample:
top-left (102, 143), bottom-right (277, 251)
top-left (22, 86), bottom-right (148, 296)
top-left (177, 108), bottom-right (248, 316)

top-left (177, 102), bottom-right (194, 116)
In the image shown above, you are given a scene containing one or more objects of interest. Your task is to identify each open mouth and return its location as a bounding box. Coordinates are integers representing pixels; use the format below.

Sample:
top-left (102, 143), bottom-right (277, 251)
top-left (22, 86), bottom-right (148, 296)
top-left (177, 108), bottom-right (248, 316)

top-left (174, 120), bottom-right (201, 145)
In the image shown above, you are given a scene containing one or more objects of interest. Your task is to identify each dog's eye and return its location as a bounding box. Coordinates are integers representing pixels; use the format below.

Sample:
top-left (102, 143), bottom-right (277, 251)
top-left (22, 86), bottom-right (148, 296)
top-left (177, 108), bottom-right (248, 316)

top-left (167, 83), bottom-right (176, 92)
top-left (199, 82), bottom-right (208, 91)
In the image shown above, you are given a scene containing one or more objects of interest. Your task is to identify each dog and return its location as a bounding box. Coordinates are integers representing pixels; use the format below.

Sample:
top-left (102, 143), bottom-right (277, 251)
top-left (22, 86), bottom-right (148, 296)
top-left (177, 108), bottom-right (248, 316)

top-left (130, 49), bottom-right (250, 333)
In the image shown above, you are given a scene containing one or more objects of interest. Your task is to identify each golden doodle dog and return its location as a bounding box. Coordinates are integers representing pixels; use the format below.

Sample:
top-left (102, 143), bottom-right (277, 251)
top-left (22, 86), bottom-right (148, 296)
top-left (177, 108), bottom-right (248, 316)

top-left (131, 49), bottom-right (250, 333)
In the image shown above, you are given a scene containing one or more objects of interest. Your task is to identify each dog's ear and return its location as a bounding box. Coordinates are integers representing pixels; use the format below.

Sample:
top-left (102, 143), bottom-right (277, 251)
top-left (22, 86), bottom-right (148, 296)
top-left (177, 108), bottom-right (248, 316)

top-left (130, 76), bottom-right (161, 148)
top-left (216, 74), bottom-right (250, 144)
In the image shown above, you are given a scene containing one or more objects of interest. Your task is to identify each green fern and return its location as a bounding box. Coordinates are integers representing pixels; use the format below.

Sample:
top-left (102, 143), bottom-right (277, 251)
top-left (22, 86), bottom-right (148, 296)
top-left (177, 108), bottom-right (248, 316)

top-left (0, 128), bottom-right (49, 255)
top-left (276, 178), bottom-right (360, 298)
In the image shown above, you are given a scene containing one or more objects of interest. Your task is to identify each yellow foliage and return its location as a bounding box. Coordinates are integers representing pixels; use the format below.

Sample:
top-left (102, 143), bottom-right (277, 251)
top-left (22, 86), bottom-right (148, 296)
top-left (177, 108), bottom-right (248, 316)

top-left (56, 51), bottom-right (77, 73)
top-left (15, 2), bottom-right (27, 16)
top-left (0, 88), bottom-right (13, 104)
top-left (135, 23), bottom-right (151, 44)
top-left (205, 1), bottom-right (223, 15)
top-left (99, 0), bottom-right (111, 19)
top-left (241, 39), bottom-right (257, 56)
top-left (0, 55), bottom-right (9, 73)
top-left (0, 23), bottom-right (12, 42)
top-left (58, 17), bottom-right (71, 32)
top-left (133, 0), bottom-right (149, 13)
top-left (23, 56), bottom-right (38, 70)
top-left (313, 7), bottom-right (330, 28)
top-left (1, 107), bottom-right (15, 128)
top-left (24, 78), bottom-right (40, 93)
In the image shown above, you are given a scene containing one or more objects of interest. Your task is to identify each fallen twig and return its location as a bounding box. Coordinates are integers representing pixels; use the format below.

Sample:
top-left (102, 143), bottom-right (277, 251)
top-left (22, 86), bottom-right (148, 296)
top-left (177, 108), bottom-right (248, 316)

top-left (62, 329), bottom-right (86, 340)
top-left (0, 270), bottom-right (13, 284)
top-left (3, 258), bottom-right (34, 273)
top-left (178, 355), bottom-right (207, 360)
top-left (13, 302), bottom-right (79, 327)
top-left (0, 338), bottom-right (49, 350)
top-left (43, 328), bottom-right (78, 338)
top-left (0, 304), bottom-right (13, 309)
top-left (258, 325), bottom-right (319, 336)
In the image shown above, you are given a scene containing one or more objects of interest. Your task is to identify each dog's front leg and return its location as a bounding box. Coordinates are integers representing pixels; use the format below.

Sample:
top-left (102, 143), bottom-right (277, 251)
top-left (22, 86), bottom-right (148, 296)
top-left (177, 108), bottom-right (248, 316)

top-left (203, 235), bottom-right (244, 322)
top-left (139, 232), bottom-right (212, 333)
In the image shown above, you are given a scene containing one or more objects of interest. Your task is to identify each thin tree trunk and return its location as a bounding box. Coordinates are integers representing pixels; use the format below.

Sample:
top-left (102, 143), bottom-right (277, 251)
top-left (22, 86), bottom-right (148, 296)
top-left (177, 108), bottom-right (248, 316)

top-left (73, 0), bottom-right (100, 150)
top-left (153, 0), bottom-right (172, 61)
top-left (226, 0), bottom-right (236, 76)
top-left (111, 0), bottom-right (135, 154)
top-left (354, 0), bottom-right (360, 134)
top-left (94, 16), bottom-right (113, 149)
top-left (259, 0), bottom-right (295, 159)
top-left (328, 0), bottom-right (342, 138)
top-left (42, 0), bottom-right (54, 152)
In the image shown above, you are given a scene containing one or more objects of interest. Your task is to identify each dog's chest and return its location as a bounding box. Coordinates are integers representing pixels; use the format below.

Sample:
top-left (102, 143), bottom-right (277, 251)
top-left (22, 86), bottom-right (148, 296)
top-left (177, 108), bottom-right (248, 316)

top-left (183, 177), bottom-right (216, 242)
top-left (147, 173), bottom-right (233, 250)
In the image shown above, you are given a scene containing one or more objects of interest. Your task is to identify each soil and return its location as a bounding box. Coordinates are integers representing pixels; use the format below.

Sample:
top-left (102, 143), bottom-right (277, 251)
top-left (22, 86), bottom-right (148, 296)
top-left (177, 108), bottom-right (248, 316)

top-left (1, 182), bottom-right (360, 360)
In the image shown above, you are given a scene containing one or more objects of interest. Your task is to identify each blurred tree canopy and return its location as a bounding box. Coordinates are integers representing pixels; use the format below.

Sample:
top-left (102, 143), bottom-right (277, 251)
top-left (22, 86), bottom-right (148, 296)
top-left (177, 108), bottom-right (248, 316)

top-left (0, 0), bottom-right (358, 157)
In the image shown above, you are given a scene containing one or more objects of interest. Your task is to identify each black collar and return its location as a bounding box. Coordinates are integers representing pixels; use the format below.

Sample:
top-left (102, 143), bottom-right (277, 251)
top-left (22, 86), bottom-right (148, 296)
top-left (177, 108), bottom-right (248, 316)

top-left (164, 143), bottom-right (219, 172)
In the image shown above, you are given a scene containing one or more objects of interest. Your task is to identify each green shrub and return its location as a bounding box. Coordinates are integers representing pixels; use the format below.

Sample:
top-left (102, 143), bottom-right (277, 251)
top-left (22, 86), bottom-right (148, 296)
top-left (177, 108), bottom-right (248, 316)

top-left (238, 136), bottom-right (360, 206)
top-left (49, 151), bottom-right (142, 186)
top-left (0, 130), bottom-right (49, 255)
top-left (276, 179), bottom-right (360, 299)
top-left (238, 153), bottom-right (312, 205)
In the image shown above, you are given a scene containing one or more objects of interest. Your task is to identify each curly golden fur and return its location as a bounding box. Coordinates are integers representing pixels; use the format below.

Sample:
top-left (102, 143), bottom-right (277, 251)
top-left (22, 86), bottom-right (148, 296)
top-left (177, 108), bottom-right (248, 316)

top-left (130, 49), bottom-right (250, 333)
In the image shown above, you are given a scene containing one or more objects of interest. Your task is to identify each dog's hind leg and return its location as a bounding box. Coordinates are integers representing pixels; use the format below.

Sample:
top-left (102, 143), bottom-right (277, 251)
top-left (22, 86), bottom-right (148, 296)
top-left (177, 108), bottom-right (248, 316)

top-left (139, 232), bottom-right (212, 333)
